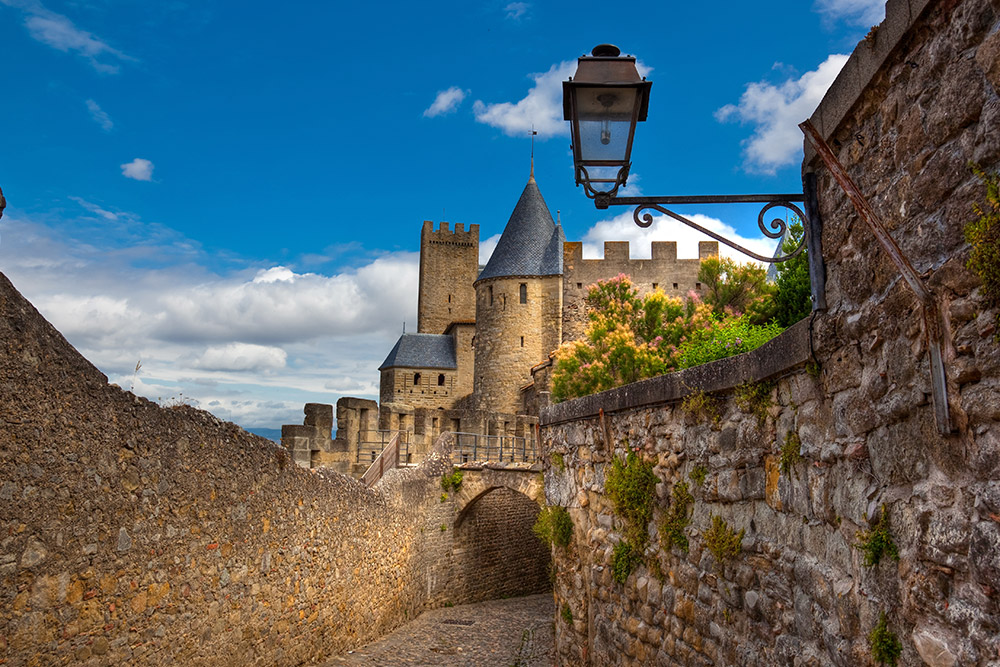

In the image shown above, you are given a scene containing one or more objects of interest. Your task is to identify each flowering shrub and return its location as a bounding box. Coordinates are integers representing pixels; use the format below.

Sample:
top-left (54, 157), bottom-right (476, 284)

top-left (552, 257), bottom-right (800, 402)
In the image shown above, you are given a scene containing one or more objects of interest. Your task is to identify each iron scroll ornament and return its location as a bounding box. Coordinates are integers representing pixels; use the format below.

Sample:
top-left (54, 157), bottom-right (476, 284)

top-left (631, 200), bottom-right (808, 264)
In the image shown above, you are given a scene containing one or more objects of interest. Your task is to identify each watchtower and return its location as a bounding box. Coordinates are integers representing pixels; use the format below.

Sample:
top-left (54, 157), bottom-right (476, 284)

top-left (417, 221), bottom-right (479, 335)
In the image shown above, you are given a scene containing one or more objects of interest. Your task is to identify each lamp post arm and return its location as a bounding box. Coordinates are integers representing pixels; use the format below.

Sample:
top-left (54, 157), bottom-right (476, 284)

top-left (597, 194), bottom-right (808, 264)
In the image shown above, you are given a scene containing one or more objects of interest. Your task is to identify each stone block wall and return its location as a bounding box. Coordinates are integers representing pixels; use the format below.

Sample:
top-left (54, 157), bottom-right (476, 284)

top-left (561, 240), bottom-right (718, 343)
top-left (539, 0), bottom-right (1000, 664)
top-left (0, 272), bottom-right (549, 665)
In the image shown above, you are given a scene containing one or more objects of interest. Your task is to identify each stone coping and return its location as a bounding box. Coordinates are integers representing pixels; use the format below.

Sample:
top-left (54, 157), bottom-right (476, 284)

top-left (539, 317), bottom-right (812, 425)
top-left (803, 0), bottom-right (932, 167)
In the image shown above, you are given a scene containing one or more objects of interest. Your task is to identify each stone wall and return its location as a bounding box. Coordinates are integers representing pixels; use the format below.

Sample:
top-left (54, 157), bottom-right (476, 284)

top-left (561, 241), bottom-right (717, 343)
top-left (379, 367), bottom-right (460, 409)
top-left (0, 272), bottom-right (548, 666)
top-left (417, 221), bottom-right (479, 336)
top-left (540, 0), bottom-right (1000, 664)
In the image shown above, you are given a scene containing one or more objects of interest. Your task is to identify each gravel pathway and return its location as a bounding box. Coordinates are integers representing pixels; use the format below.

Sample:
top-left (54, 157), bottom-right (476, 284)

top-left (321, 594), bottom-right (555, 666)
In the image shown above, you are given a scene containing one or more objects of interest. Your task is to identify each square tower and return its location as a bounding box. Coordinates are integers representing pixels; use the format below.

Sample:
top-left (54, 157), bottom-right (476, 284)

top-left (417, 221), bottom-right (480, 335)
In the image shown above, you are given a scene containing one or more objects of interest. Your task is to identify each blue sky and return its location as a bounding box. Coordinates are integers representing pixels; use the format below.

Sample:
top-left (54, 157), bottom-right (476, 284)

top-left (0, 0), bottom-right (885, 430)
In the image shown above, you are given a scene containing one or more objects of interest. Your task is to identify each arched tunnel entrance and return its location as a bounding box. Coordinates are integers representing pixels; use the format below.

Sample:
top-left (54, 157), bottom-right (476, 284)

top-left (451, 486), bottom-right (551, 603)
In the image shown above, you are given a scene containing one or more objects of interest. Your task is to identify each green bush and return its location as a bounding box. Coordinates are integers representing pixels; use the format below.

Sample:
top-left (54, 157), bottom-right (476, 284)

top-left (689, 465), bottom-right (707, 487)
top-left (773, 223), bottom-right (813, 327)
top-left (779, 432), bottom-right (802, 479)
top-left (869, 612), bottom-right (902, 666)
top-left (855, 505), bottom-right (899, 567)
top-left (967, 165), bottom-right (1000, 333)
top-left (605, 452), bottom-right (658, 548)
top-left (676, 317), bottom-right (784, 369)
top-left (611, 541), bottom-right (642, 584)
top-left (533, 505), bottom-right (574, 549)
top-left (733, 380), bottom-right (775, 427)
top-left (551, 452), bottom-right (566, 472)
top-left (560, 603), bottom-right (573, 624)
top-left (660, 481), bottom-right (694, 552)
top-left (704, 515), bottom-right (744, 566)
top-left (440, 467), bottom-right (463, 492)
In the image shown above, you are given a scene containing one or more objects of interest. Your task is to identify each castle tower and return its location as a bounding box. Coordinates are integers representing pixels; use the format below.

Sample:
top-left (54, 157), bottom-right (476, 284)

top-left (417, 221), bottom-right (479, 335)
top-left (473, 174), bottom-right (564, 415)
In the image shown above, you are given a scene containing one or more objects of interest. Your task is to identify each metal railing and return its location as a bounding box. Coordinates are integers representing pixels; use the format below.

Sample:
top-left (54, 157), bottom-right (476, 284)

top-left (448, 432), bottom-right (538, 465)
top-left (360, 431), bottom-right (401, 487)
top-left (356, 429), bottom-right (410, 464)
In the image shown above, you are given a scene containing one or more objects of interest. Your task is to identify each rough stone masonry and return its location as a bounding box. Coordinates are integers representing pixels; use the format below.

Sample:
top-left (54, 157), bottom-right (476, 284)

top-left (540, 0), bottom-right (1000, 664)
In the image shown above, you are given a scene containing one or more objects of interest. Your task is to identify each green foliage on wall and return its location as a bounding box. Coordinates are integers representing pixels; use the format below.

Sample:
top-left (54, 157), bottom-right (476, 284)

top-left (855, 505), bottom-right (900, 567)
top-left (676, 318), bottom-right (784, 370)
top-left (561, 603), bottom-right (573, 624)
top-left (611, 541), bottom-right (642, 584)
top-left (704, 515), bottom-right (744, 566)
top-left (869, 612), bottom-right (902, 666)
top-left (440, 467), bottom-right (463, 492)
top-left (689, 465), bottom-right (708, 487)
top-left (779, 432), bottom-right (802, 479)
top-left (551, 452), bottom-right (566, 472)
top-left (680, 390), bottom-right (720, 425)
top-left (733, 379), bottom-right (776, 427)
top-left (967, 165), bottom-right (1000, 333)
top-left (605, 451), bottom-right (658, 548)
top-left (660, 481), bottom-right (694, 552)
top-left (533, 506), bottom-right (574, 549)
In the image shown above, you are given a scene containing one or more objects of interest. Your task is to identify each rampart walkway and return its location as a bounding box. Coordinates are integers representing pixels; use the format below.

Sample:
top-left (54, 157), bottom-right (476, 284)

top-left (322, 594), bottom-right (554, 666)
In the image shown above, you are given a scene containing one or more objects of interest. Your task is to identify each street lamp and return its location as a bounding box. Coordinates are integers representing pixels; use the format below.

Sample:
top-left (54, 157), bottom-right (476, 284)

top-left (562, 44), bottom-right (650, 205)
top-left (563, 44), bottom-right (811, 265)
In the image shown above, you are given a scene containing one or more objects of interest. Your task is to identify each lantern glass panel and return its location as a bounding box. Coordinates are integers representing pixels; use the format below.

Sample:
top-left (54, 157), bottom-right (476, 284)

top-left (578, 118), bottom-right (632, 161)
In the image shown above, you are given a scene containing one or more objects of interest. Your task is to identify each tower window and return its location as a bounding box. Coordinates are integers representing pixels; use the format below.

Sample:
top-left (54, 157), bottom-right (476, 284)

top-left (489, 286), bottom-right (493, 306)
top-left (577, 282), bottom-right (583, 289)
top-left (448, 294), bottom-right (452, 303)
top-left (438, 374), bottom-right (445, 386)
top-left (413, 372), bottom-right (421, 385)
top-left (696, 282), bottom-right (702, 290)
top-left (519, 283), bottom-right (527, 304)
top-left (673, 283), bottom-right (678, 289)
top-left (652, 283), bottom-right (658, 290)
top-left (520, 336), bottom-right (524, 347)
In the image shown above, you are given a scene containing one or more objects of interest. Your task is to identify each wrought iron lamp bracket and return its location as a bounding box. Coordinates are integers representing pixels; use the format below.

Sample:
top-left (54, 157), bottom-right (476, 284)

top-left (596, 194), bottom-right (809, 264)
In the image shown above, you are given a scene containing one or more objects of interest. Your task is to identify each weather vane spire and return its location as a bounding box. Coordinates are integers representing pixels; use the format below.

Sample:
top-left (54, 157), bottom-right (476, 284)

top-left (529, 126), bottom-right (537, 181)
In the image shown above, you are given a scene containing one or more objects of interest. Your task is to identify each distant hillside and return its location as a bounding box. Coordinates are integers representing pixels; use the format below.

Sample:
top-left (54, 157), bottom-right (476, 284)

top-left (247, 426), bottom-right (281, 442)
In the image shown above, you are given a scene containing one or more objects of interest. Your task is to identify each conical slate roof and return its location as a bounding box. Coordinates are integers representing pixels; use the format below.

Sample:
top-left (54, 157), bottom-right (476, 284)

top-left (477, 176), bottom-right (563, 281)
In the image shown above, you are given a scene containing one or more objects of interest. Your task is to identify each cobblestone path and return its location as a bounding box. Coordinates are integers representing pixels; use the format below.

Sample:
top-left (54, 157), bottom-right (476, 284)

top-left (322, 594), bottom-right (555, 666)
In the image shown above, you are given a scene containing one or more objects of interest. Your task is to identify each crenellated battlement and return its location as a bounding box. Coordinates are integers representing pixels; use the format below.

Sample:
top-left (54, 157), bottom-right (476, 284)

top-left (421, 220), bottom-right (480, 247)
top-left (561, 240), bottom-right (718, 342)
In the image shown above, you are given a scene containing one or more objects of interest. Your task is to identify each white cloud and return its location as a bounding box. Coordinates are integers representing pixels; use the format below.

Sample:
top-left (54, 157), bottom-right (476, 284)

top-left (716, 54), bottom-right (849, 174)
top-left (85, 99), bottom-right (113, 131)
top-left (193, 343), bottom-right (288, 372)
top-left (581, 210), bottom-right (776, 265)
top-left (0, 211), bottom-right (420, 428)
top-left (474, 59), bottom-right (650, 139)
top-left (120, 158), bottom-right (154, 181)
top-left (424, 86), bottom-right (468, 117)
top-left (479, 233), bottom-right (501, 265)
top-left (814, 0), bottom-right (885, 25)
top-left (1, 0), bottom-right (133, 73)
top-left (474, 61), bottom-right (575, 138)
top-left (69, 196), bottom-right (118, 221)
top-left (504, 2), bottom-right (529, 19)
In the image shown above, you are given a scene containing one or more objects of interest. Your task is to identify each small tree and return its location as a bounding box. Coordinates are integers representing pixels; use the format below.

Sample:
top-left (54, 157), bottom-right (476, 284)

top-left (773, 223), bottom-right (812, 326)
top-left (698, 256), bottom-right (774, 319)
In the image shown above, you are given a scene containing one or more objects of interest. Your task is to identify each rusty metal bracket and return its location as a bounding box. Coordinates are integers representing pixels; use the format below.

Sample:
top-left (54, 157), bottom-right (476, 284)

top-left (800, 119), bottom-right (954, 435)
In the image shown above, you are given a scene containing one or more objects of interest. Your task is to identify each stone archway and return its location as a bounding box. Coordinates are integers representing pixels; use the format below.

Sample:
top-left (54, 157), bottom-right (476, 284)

top-left (446, 468), bottom-right (549, 603)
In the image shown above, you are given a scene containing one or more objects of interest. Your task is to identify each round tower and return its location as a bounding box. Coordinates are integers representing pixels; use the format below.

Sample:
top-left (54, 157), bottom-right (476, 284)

top-left (473, 173), bottom-right (564, 415)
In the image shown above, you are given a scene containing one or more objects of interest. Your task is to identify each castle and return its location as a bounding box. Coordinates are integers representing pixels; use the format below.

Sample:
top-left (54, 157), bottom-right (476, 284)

top-left (282, 170), bottom-right (717, 473)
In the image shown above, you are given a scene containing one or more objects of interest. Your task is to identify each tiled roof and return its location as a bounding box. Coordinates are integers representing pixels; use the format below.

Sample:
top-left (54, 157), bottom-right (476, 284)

top-left (378, 333), bottom-right (456, 371)
top-left (477, 176), bottom-right (562, 281)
